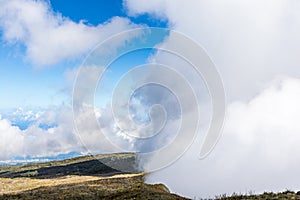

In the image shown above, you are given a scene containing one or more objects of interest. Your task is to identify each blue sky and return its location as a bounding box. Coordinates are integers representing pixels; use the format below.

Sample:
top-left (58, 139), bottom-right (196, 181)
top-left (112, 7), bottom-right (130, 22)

top-left (0, 0), bottom-right (170, 165)
top-left (2, 1), bottom-right (300, 198)
top-left (50, 0), bottom-right (168, 27)
top-left (0, 0), bottom-right (168, 110)
top-left (0, 0), bottom-right (170, 162)
top-left (0, 55), bottom-right (67, 109)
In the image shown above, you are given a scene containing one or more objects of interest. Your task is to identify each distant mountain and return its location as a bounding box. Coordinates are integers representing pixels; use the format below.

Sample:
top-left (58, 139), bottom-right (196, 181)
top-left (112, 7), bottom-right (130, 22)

top-left (0, 151), bottom-right (83, 166)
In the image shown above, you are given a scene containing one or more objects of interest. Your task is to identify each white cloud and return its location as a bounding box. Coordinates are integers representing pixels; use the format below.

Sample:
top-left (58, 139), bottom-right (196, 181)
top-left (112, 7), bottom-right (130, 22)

top-left (0, 106), bottom-right (83, 160)
top-left (1, 0), bottom-right (300, 198)
top-left (0, 115), bottom-right (24, 159)
top-left (146, 77), bottom-right (300, 198)
top-left (0, 102), bottom-right (142, 161)
top-left (125, 0), bottom-right (300, 101)
top-left (0, 0), bottom-right (140, 66)
top-left (124, 0), bottom-right (300, 198)
top-left (0, 102), bottom-right (137, 162)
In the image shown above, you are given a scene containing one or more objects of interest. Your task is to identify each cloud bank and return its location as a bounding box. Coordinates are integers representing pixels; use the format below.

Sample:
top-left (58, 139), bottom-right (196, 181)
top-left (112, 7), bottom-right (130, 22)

top-left (125, 0), bottom-right (300, 101)
top-left (147, 77), bottom-right (300, 198)
top-left (1, 0), bottom-right (300, 198)
top-left (125, 0), bottom-right (300, 198)
top-left (0, 106), bottom-right (81, 160)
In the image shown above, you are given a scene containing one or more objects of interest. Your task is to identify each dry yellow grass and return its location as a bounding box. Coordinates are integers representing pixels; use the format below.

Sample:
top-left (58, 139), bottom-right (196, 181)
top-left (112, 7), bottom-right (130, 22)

top-left (0, 154), bottom-right (186, 199)
top-left (0, 173), bottom-right (144, 195)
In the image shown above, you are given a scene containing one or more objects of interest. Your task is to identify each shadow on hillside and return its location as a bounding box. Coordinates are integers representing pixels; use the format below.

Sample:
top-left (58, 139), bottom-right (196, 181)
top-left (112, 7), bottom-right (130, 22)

top-left (0, 154), bottom-right (139, 179)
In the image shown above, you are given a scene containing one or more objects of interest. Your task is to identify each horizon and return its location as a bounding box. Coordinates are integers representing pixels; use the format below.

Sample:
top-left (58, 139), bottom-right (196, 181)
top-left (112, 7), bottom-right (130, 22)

top-left (1, 0), bottom-right (300, 199)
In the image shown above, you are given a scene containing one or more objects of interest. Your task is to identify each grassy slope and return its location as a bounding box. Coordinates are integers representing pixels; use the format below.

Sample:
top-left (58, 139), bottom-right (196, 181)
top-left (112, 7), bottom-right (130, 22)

top-left (3, 153), bottom-right (295, 199)
top-left (0, 153), bottom-right (187, 200)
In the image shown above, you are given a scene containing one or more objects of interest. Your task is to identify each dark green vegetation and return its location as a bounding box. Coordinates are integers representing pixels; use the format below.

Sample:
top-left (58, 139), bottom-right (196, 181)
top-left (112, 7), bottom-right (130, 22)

top-left (0, 153), bottom-right (187, 200)
top-left (216, 190), bottom-right (300, 200)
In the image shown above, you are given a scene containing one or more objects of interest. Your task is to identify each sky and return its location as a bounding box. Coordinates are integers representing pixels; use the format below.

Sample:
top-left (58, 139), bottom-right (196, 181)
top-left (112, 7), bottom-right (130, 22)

top-left (1, 0), bottom-right (300, 199)
top-left (0, 0), bottom-right (167, 109)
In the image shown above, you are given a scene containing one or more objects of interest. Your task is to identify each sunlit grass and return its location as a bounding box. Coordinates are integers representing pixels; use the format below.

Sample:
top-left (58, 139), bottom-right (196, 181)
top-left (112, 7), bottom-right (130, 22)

top-left (0, 173), bottom-right (144, 195)
top-left (0, 154), bottom-right (186, 199)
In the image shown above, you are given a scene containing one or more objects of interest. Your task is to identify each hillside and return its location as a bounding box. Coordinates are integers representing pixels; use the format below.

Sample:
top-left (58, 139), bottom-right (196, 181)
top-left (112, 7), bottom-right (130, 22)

top-left (216, 191), bottom-right (300, 200)
top-left (0, 153), bottom-right (187, 200)
top-left (1, 154), bottom-right (299, 199)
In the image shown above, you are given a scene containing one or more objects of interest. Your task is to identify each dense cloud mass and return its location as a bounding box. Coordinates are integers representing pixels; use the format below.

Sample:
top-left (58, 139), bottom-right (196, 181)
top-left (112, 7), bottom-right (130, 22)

top-left (124, 0), bottom-right (300, 198)
top-left (125, 0), bottom-right (300, 101)
top-left (1, 0), bottom-right (300, 198)
top-left (147, 77), bottom-right (300, 197)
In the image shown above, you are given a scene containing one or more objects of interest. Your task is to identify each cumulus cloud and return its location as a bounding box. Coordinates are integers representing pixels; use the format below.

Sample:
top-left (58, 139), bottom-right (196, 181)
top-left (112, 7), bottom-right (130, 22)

top-left (1, 0), bottom-right (300, 198)
top-left (0, 104), bottom-right (125, 160)
top-left (124, 0), bottom-right (300, 198)
top-left (0, 115), bottom-right (25, 159)
top-left (0, 106), bottom-right (82, 160)
top-left (125, 0), bottom-right (300, 101)
top-left (0, 0), bottom-right (140, 66)
top-left (146, 77), bottom-right (300, 198)
top-left (0, 0), bottom-right (146, 160)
